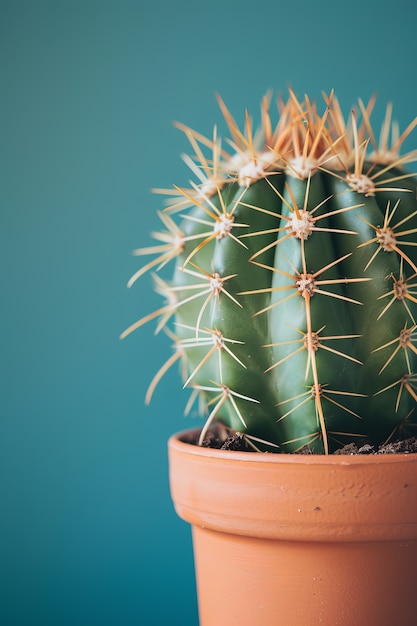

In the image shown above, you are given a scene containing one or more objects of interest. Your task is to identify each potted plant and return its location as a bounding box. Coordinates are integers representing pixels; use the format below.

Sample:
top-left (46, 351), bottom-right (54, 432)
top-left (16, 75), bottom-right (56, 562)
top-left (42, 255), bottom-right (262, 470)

top-left (122, 90), bottom-right (417, 625)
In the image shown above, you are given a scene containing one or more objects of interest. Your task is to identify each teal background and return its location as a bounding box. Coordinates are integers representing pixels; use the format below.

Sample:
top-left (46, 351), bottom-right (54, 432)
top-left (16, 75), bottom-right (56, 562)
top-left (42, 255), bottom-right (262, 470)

top-left (1, 1), bottom-right (416, 624)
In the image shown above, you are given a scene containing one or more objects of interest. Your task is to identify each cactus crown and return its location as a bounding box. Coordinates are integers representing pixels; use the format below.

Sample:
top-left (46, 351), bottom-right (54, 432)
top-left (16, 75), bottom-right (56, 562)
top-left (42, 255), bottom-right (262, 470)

top-left (123, 90), bottom-right (417, 453)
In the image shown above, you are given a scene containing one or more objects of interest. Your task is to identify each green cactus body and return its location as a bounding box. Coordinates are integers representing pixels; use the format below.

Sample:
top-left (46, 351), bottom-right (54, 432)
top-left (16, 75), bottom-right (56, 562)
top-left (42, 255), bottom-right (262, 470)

top-left (124, 92), bottom-right (417, 453)
top-left (173, 177), bottom-right (284, 444)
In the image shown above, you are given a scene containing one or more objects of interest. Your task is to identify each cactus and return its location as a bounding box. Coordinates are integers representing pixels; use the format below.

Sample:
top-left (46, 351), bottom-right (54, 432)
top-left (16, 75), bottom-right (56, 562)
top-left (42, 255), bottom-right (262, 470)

top-left (122, 90), bottom-right (417, 454)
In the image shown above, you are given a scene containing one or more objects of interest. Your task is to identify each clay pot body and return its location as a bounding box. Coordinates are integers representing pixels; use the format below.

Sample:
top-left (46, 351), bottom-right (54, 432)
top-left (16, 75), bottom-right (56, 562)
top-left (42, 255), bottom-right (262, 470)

top-left (168, 430), bottom-right (417, 626)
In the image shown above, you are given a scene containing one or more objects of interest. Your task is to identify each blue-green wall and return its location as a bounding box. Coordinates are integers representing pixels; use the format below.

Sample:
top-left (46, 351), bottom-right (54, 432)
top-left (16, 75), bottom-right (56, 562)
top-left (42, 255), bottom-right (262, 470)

top-left (1, 1), bottom-right (416, 624)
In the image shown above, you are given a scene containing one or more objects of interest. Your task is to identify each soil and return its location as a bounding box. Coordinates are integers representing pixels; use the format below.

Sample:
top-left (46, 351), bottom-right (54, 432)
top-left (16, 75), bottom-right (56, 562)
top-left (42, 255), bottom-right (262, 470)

top-left (333, 438), bottom-right (417, 455)
top-left (182, 424), bottom-right (417, 455)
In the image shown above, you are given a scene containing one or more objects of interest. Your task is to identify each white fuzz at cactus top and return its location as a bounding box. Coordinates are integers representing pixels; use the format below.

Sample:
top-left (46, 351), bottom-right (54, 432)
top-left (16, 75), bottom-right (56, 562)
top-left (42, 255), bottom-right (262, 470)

top-left (238, 160), bottom-right (267, 187)
top-left (196, 178), bottom-right (224, 199)
top-left (237, 151), bottom-right (278, 187)
top-left (346, 173), bottom-right (375, 196)
top-left (368, 149), bottom-right (400, 165)
top-left (286, 156), bottom-right (318, 179)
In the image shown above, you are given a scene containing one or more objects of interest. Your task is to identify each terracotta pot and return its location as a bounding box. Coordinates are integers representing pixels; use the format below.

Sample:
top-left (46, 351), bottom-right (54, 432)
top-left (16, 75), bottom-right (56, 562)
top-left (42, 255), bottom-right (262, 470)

top-left (168, 429), bottom-right (417, 626)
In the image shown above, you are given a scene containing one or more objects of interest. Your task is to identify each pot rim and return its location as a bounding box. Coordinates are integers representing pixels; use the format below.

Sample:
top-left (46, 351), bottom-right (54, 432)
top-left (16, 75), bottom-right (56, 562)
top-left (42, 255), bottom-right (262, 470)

top-left (169, 427), bottom-right (417, 466)
top-left (169, 428), bottom-right (417, 541)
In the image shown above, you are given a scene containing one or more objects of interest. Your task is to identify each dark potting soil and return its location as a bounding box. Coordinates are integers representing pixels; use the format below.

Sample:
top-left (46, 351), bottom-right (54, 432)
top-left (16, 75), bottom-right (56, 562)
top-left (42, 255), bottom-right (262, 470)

top-left (332, 438), bottom-right (417, 455)
top-left (181, 424), bottom-right (417, 455)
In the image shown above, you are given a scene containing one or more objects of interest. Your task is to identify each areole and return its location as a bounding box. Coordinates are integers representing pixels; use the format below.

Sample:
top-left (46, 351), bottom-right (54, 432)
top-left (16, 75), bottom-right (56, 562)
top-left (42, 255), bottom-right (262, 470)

top-left (169, 430), bottom-right (417, 626)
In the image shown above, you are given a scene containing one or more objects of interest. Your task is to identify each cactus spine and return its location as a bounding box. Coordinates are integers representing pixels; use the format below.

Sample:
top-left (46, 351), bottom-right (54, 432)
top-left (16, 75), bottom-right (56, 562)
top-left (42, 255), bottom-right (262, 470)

top-left (123, 91), bottom-right (417, 453)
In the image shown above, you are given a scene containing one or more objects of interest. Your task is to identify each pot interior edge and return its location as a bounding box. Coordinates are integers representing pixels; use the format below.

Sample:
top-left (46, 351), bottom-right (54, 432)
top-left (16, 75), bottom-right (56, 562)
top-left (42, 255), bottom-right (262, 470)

top-left (168, 428), bottom-right (417, 466)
